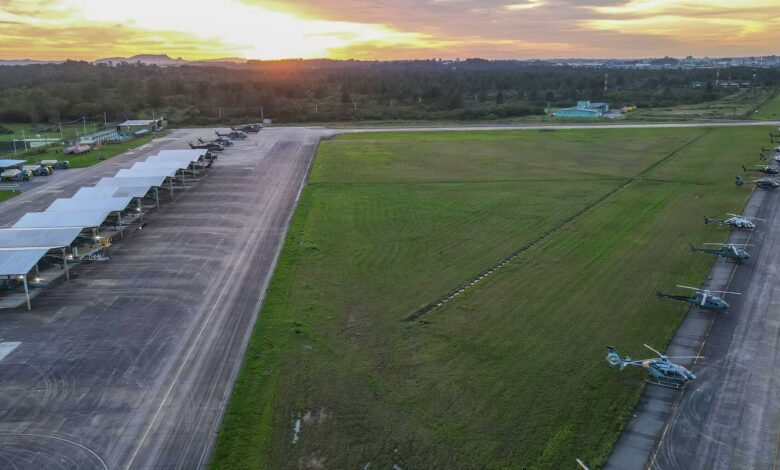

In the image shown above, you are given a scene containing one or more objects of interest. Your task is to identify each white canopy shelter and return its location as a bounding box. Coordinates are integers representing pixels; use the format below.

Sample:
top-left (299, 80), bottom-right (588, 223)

top-left (73, 186), bottom-right (152, 200)
top-left (115, 168), bottom-right (178, 178)
top-left (48, 197), bottom-right (133, 213)
top-left (97, 175), bottom-right (167, 188)
top-left (0, 248), bottom-right (51, 310)
top-left (13, 210), bottom-right (112, 230)
top-left (46, 198), bottom-right (134, 237)
top-left (0, 227), bottom-right (82, 249)
top-left (0, 227), bottom-right (81, 283)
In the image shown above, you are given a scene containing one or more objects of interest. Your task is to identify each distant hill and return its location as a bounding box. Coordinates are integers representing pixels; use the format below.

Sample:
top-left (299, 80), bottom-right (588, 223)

top-left (0, 59), bottom-right (63, 66)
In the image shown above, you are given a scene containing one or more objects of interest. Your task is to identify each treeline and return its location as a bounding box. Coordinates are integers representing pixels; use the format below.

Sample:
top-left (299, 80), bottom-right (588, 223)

top-left (0, 59), bottom-right (777, 124)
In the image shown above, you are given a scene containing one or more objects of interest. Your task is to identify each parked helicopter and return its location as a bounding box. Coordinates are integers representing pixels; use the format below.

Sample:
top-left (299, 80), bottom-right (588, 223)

top-left (690, 242), bottom-right (751, 262)
top-left (200, 136), bottom-right (233, 147)
top-left (743, 164), bottom-right (779, 175)
top-left (232, 123), bottom-right (262, 133)
top-left (656, 285), bottom-right (739, 311)
top-left (606, 344), bottom-right (701, 389)
top-left (189, 141), bottom-right (224, 152)
top-left (735, 176), bottom-right (780, 189)
top-left (704, 213), bottom-right (761, 229)
top-left (216, 130), bottom-right (247, 140)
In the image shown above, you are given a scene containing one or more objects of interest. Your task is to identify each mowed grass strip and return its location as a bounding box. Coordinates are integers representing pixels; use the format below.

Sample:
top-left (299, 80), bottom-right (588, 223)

top-left (752, 91), bottom-right (780, 120)
top-left (211, 127), bottom-right (762, 469)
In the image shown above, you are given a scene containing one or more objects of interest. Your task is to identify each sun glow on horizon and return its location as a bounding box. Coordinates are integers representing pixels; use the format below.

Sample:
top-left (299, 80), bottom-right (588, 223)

top-left (0, 0), bottom-right (779, 61)
top-left (0, 0), bottom-right (437, 61)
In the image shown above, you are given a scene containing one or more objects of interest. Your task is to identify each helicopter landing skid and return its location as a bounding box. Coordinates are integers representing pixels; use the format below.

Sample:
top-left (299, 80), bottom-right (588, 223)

top-left (645, 377), bottom-right (685, 389)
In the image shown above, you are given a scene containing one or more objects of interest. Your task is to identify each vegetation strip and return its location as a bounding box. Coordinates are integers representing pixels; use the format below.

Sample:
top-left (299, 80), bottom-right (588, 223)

top-left (405, 129), bottom-right (712, 322)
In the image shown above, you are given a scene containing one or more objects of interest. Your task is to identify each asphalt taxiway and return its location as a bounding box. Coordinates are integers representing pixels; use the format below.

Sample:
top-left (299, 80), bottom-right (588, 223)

top-left (0, 127), bottom-right (330, 469)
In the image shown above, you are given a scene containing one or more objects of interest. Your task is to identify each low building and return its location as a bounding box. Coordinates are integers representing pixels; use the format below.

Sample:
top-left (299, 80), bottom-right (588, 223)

top-left (553, 101), bottom-right (609, 119)
top-left (118, 117), bottom-right (166, 133)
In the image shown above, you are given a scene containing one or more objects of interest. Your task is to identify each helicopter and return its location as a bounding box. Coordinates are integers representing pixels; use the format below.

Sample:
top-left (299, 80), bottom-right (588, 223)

top-left (690, 242), bottom-right (751, 262)
top-left (189, 141), bottom-right (224, 152)
top-left (216, 130), bottom-right (247, 140)
top-left (232, 123), bottom-right (262, 133)
top-left (606, 344), bottom-right (701, 389)
top-left (200, 136), bottom-right (233, 147)
top-left (656, 285), bottom-right (739, 311)
top-left (735, 176), bottom-right (780, 189)
top-left (743, 164), bottom-right (779, 175)
top-left (704, 213), bottom-right (761, 229)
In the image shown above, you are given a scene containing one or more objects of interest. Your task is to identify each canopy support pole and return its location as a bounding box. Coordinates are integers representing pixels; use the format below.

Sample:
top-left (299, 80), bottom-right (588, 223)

top-left (62, 248), bottom-right (69, 280)
top-left (137, 199), bottom-right (144, 223)
top-left (22, 275), bottom-right (30, 311)
top-left (117, 212), bottom-right (124, 238)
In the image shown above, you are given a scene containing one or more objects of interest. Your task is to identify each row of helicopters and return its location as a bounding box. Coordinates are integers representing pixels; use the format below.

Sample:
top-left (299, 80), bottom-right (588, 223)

top-left (735, 142), bottom-right (780, 189)
top-left (606, 137), bottom-right (780, 390)
top-left (188, 123), bottom-right (263, 151)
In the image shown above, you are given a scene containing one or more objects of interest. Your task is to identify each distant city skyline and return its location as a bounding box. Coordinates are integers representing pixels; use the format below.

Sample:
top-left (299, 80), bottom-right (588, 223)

top-left (1, 0), bottom-right (779, 61)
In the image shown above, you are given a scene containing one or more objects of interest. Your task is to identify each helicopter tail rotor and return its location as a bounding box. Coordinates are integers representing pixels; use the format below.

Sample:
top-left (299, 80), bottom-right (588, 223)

top-left (606, 346), bottom-right (626, 370)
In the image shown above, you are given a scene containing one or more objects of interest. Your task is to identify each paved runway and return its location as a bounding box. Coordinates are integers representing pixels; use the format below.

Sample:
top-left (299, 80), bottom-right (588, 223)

top-left (0, 127), bottom-right (330, 469)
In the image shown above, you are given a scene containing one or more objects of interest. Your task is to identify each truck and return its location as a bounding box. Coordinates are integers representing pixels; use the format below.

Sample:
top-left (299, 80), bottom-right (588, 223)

top-left (38, 160), bottom-right (70, 170)
top-left (23, 165), bottom-right (51, 176)
top-left (1, 169), bottom-right (30, 182)
top-left (64, 144), bottom-right (91, 155)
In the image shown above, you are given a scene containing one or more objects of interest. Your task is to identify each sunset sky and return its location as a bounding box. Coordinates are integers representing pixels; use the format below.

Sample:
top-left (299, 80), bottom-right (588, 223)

top-left (1, 0), bottom-right (779, 61)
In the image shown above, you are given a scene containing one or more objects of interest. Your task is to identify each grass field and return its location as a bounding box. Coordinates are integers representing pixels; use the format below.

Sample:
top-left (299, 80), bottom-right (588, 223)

top-left (6, 131), bottom-right (166, 169)
top-left (0, 122), bottom-right (103, 142)
top-left (752, 91), bottom-right (780, 120)
top-left (625, 88), bottom-right (775, 121)
top-left (210, 126), bottom-right (765, 469)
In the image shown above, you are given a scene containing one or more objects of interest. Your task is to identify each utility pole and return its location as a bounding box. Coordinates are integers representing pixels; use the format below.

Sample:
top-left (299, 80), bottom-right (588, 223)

top-left (11, 134), bottom-right (16, 155)
top-left (82, 116), bottom-right (87, 134)
top-left (59, 122), bottom-right (63, 144)
top-left (21, 130), bottom-right (28, 151)
top-left (315, 103), bottom-right (318, 114)
top-left (604, 72), bottom-right (609, 96)
top-left (103, 112), bottom-right (107, 126)
top-left (219, 106), bottom-right (223, 122)
top-left (260, 105), bottom-right (264, 122)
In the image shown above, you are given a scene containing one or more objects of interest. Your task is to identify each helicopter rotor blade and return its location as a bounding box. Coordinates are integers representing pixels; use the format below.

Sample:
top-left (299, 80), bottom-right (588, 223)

top-left (666, 356), bottom-right (705, 360)
top-left (726, 214), bottom-right (765, 220)
top-left (701, 243), bottom-right (754, 247)
top-left (676, 285), bottom-right (701, 291)
top-left (643, 344), bottom-right (664, 357)
top-left (707, 290), bottom-right (742, 295)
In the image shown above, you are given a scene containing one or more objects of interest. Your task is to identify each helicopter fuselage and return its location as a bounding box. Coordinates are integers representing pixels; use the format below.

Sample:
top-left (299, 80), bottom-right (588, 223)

top-left (657, 290), bottom-right (730, 311)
